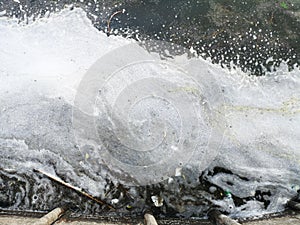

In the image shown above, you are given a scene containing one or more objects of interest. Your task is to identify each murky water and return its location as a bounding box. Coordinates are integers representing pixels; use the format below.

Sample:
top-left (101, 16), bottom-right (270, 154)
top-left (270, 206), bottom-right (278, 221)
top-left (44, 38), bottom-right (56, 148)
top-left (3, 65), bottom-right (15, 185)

top-left (0, 0), bottom-right (300, 220)
top-left (1, 0), bottom-right (299, 74)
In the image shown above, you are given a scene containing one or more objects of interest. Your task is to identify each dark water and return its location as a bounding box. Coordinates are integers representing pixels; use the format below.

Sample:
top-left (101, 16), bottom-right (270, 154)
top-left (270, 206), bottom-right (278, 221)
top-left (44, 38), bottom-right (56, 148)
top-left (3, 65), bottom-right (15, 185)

top-left (0, 0), bottom-right (299, 220)
top-left (1, 0), bottom-right (299, 75)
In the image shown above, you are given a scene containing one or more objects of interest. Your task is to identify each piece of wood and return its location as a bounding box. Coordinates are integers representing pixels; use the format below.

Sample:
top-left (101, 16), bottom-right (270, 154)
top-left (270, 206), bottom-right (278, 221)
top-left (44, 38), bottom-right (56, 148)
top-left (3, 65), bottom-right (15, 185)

top-left (144, 213), bottom-right (158, 225)
top-left (33, 207), bottom-right (65, 225)
top-left (34, 169), bottom-right (114, 209)
top-left (208, 209), bottom-right (241, 225)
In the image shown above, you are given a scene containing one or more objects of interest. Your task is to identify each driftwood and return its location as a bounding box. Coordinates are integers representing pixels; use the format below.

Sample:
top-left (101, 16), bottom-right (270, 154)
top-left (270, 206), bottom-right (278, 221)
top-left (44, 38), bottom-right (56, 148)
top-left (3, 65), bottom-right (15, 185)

top-left (32, 207), bottom-right (65, 225)
top-left (34, 169), bottom-right (114, 209)
top-left (208, 209), bottom-right (241, 225)
top-left (144, 213), bottom-right (158, 225)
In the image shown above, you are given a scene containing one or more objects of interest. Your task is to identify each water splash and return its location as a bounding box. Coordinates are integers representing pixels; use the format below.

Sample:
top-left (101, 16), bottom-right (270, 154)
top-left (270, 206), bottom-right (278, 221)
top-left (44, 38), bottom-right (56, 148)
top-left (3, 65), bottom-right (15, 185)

top-left (0, 6), bottom-right (299, 219)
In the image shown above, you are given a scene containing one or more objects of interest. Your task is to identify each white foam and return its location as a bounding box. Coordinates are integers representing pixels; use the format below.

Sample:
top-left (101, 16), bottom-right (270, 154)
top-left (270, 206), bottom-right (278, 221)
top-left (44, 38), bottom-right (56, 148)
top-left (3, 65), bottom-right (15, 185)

top-left (0, 7), bottom-right (131, 104)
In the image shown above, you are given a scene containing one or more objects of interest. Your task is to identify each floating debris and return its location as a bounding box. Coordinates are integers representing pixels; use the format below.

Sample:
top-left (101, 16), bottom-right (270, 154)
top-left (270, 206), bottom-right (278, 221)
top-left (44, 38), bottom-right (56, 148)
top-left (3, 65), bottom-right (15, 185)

top-left (151, 195), bottom-right (164, 207)
top-left (34, 169), bottom-right (114, 210)
top-left (33, 207), bottom-right (66, 225)
top-left (144, 213), bottom-right (158, 225)
top-left (208, 209), bottom-right (241, 225)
